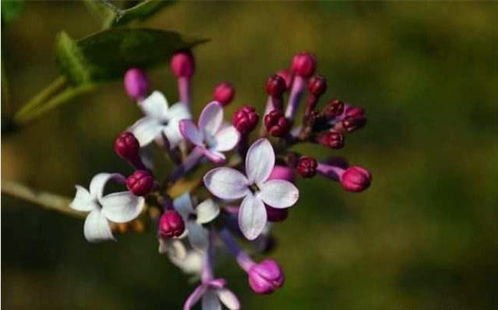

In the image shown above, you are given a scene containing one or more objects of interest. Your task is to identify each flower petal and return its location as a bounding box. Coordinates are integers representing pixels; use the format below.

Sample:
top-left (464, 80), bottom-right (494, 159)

top-left (163, 120), bottom-right (184, 149)
top-left (168, 101), bottom-right (192, 122)
top-left (203, 149), bottom-right (226, 165)
top-left (130, 117), bottom-right (164, 147)
top-left (180, 119), bottom-right (204, 146)
top-left (183, 285), bottom-right (208, 310)
top-left (89, 173), bottom-right (124, 200)
top-left (140, 91), bottom-right (169, 120)
top-left (203, 167), bottom-right (249, 200)
top-left (245, 138), bottom-right (275, 184)
top-left (70, 185), bottom-right (98, 212)
top-left (173, 192), bottom-right (195, 219)
top-left (202, 289), bottom-right (222, 310)
top-left (83, 209), bottom-right (114, 242)
top-left (238, 193), bottom-right (267, 240)
top-left (216, 289), bottom-right (240, 310)
top-left (196, 199), bottom-right (220, 224)
top-left (100, 192), bottom-right (145, 223)
top-left (258, 179), bottom-right (299, 209)
top-left (212, 126), bottom-right (239, 152)
top-left (187, 221), bottom-right (209, 251)
top-left (199, 102), bottom-right (223, 137)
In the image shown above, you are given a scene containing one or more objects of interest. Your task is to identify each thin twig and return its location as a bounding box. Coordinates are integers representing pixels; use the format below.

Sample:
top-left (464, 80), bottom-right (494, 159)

top-left (1, 180), bottom-right (84, 219)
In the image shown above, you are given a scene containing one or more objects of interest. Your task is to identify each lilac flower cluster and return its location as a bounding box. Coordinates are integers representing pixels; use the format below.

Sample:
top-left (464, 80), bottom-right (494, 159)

top-left (70, 51), bottom-right (372, 309)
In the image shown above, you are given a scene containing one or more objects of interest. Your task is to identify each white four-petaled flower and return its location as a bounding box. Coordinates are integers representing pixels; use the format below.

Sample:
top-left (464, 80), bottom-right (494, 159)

top-left (70, 173), bottom-right (145, 242)
top-left (180, 101), bottom-right (240, 164)
top-left (130, 91), bottom-right (191, 148)
top-left (204, 138), bottom-right (299, 240)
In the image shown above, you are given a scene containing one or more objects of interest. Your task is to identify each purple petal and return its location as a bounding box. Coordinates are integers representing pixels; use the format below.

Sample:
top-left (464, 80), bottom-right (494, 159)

top-left (246, 138), bottom-right (275, 184)
top-left (179, 119), bottom-right (204, 146)
top-left (203, 168), bottom-right (249, 200)
top-left (212, 126), bottom-right (239, 152)
top-left (238, 193), bottom-right (267, 240)
top-left (258, 179), bottom-right (299, 209)
top-left (183, 285), bottom-right (208, 310)
top-left (202, 289), bottom-right (221, 310)
top-left (199, 102), bottom-right (223, 137)
top-left (203, 149), bottom-right (226, 164)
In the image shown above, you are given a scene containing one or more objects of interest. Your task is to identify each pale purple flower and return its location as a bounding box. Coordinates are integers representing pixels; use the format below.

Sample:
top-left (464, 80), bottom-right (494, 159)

top-left (184, 279), bottom-right (240, 310)
top-left (173, 193), bottom-right (221, 250)
top-left (70, 173), bottom-right (145, 242)
top-left (204, 138), bottom-right (299, 240)
top-left (130, 91), bottom-right (191, 148)
top-left (180, 101), bottom-right (240, 164)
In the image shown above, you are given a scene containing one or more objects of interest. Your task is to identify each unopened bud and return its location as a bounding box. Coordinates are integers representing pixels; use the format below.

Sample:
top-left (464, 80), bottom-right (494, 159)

top-left (264, 110), bottom-right (291, 137)
top-left (308, 75), bottom-right (327, 97)
top-left (265, 75), bottom-right (286, 97)
top-left (291, 52), bottom-right (316, 77)
top-left (296, 156), bottom-right (318, 178)
top-left (159, 210), bottom-right (185, 238)
top-left (126, 170), bottom-right (154, 196)
top-left (322, 99), bottom-right (345, 120)
top-left (213, 82), bottom-right (235, 106)
top-left (114, 132), bottom-right (140, 161)
top-left (317, 131), bottom-right (344, 149)
top-left (171, 51), bottom-right (195, 78)
top-left (248, 259), bottom-right (285, 295)
top-left (124, 68), bottom-right (149, 101)
top-left (276, 69), bottom-right (293, 89)
top-left (233, 106), bottom-right (259, 135)
top-left (341, 166), bottom-right (371, 192)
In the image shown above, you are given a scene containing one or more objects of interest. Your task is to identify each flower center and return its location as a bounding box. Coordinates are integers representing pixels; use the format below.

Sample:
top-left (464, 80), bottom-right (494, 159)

top-left (249, 183), bottom-right (260, 194)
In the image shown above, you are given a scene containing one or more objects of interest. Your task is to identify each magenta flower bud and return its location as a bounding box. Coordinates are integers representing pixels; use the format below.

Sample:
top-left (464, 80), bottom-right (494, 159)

top-left (126, 170), bottom-right (154, 196)
top-left (233, 105), bottom-right (259, 135)
top-left (265, 75), bottom-right (286, 97)
top-left (264, 110), bottom-right (291, 137)
top-left (114, 132), bottom-right (140, 161)
top-left (308, 75), bottom-right (327, 97)
top-left (213, 82), bottom-right (235, 106)
top-left (341, 166), bottom-right (372, 192)
top-left (248, 259), bottom-right (285, 294)
top-left (296, 156), bottom-right (318, 178)
top-left (159, 210), bottom-right (185, 239)
top-left (124, 68), bottom-right (149, 101)
top-left (323, 99), bottom-right (345, 120)
top-left (345, 106), bottom-right (365, 118)
top-left (317, 131), bottom-right (344, 149)
top-left (291, 52), bottom-right (316, 77)
top-left (268, 165), bottom-right (295, 183)
top-left (276, 69), bottom-right (293, 89)
top-left (170, 51), bottom-right (195, 78)
top-left (265, 205), bottom-right (288, 222)
top-left (341, 116), bottom-right (367, 132)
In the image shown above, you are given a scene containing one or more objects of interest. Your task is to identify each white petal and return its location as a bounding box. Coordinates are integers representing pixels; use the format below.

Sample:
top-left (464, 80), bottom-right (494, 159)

top-left (187, 221), bottom-right (209, 251)
top-left (216, 289), bottom-right (240, 310)
top-left (184, 285), bottom-right (208, 310)
top-left (130, 117), bottom-right (164, 147)
top-left (171, 249), bottom-right (204, 275)
top-left (167, 102), bottom-right (192, 122)
top-left (238, 193), bottom-right (267, 240)
top-left (196, 199), bottom-right (220, 224)
top-left (203, 149), bottom-right (226, 164)
top-left (70, 185), bottom-right (98, 212)
top-left (199, 102), bottom-right (223, 137)
top-left (164, 239), bottom-right (187, 260)
top-left (212, 126), bottom-right (239, 152)
top-left (258, 179), bottom-right (299, 209)
top-left (83, 209), bottom-right (114, 242)
top-left (202, 290), bottom-right (221, 310)
top-left (245, 138), bottom-right (275, 184)
top-left (100, 192), bottom-right (145, 223)
top-left (203, 167), bottom-right (249, 200)
top-left (180, 119), bottom-right (204, 146)
top-left (89, 173), bottom-right (123, 200)
top-left (173, 192), bottom-right (194, 219)
top-left (140, 91), bottom-right (169, 120)
top-left (163, 120), bottom-right (184, 149)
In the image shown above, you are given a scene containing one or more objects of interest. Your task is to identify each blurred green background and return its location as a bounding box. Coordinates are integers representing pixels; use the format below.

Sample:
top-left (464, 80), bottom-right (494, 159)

top-left (2, 1), bottom-right (497, 309)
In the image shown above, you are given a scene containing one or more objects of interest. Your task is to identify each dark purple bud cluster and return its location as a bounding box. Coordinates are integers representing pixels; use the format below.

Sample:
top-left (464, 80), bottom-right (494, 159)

top-left (233, 106), bottom-right (259, 135)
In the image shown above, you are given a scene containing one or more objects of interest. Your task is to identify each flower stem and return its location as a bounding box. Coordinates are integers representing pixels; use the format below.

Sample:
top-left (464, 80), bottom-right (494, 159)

top-left (219, 229), bottom-right (254, 272)
top-left (170, 146), bottom-right (204, 182)
top-left (284, 76), bottom-right (305, 121)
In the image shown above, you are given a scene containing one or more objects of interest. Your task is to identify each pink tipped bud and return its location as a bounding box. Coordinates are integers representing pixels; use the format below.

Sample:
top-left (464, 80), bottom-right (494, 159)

top-left (276, 69), bottom-right (293, 89)
top-left (213, 82), bottom-right (235, 106)
top-left (264, 110), bottom-right (291, 137)
top-left (308, 75), bottom-right (327, 97)
top-left (265, 206), bottom-right (288, 222)
top-left (171, 51), bottom-right (195, 78)
top-left (233, 105), bottom-right (259, 135)
top-left (126, 170), bottom-right (154, 196)
top-left (248, 259), bottom-right (285, 295)
top-left (265, 75), bottom-right (286, 97)
top-left (323, 99), bottom-right (345, 120)
top-left (291, 52), bottom-right (316, 77)
top-left (268, 165), bottom-right (295, 183)
top-left (345, 106), bottom-right (365, 118)
top-left (296, 156), bottom-right (318, 178)
top-left (114, 132), bottom-right (140, 161)
top-left (341, 116), bottom-right (367, 132)
top-left (159, 210), bottom-right (185, 239)
top-left (341, 166), bottom-right (371, 192)
top-left (317, 131), bottom-right (344, 149)
top-left (124, 68), bottom-right (149, 101)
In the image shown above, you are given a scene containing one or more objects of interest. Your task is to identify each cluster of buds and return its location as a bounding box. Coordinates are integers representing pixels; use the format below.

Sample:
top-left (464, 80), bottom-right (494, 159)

top-left (69, 51), bottom-right (372, 309)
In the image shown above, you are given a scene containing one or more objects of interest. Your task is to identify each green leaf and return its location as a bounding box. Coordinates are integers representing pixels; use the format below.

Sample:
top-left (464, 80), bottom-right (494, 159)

top-left (55, 28), bottom-right (207, 85)
top-left (112, 0), bottom-right (176, 27)
top-left (1, 0), bottom-right (24, 25)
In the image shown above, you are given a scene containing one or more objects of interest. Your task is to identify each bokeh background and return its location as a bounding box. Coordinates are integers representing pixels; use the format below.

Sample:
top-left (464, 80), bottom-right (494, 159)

top-left (2, 1), bottom-right (497, 309)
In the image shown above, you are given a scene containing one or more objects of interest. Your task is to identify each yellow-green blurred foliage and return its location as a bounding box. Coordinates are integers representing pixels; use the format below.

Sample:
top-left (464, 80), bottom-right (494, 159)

top-left (2, 2), bottom-right (497, 309)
